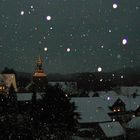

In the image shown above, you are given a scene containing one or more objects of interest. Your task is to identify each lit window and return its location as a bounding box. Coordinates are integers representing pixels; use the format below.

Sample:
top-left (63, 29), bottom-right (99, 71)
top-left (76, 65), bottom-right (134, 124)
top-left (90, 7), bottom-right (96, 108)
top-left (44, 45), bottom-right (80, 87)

top-left (117, 109), bottom-right (120, 112)
top-left (132, 115), bottom-right (135, 118)
top-left (113, 109), bottom-right (116, 112)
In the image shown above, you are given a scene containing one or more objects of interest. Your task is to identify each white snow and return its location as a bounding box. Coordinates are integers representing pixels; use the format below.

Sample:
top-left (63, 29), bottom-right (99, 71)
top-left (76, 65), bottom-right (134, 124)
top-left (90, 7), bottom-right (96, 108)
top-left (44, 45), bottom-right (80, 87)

top-left (127, 117), bottom-right (140, 129)
top-left (17, 93), bottom-right (42, 101)
top-left (99, 121), bottom-right (126, 138)
top-left (71, 97), bottom-right (111, 123)
top-left (119, 86), bottom-right (140, 96)
top-left (99, 91), bottom-right (140, 111)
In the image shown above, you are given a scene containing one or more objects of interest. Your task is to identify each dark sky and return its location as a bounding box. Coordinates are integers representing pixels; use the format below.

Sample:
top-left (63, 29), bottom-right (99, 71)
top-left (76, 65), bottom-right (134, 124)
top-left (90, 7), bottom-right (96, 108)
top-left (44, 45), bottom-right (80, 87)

top-left (0, 0), bottom-right (140, 74)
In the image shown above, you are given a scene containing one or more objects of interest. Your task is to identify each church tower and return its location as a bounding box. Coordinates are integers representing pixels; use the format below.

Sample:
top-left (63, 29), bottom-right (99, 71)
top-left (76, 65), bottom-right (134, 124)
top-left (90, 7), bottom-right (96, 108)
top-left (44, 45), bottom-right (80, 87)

top-left (33, 56), bottom-right (47, 77)
top-left (32, 56), bottom-right (48, 92)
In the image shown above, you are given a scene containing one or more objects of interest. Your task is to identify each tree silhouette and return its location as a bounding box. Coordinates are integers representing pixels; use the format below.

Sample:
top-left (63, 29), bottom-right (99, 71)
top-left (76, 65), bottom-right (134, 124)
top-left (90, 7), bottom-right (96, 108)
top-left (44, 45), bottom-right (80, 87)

top-left (8, 84), bottom-right (17, 112)
top-left (1, 67), bottom-right (17, 79)
top-left (0, 84), bottom-right (79, 139)
top-left (31, 84), bottom-right (79, 139)
top-left (0, 94), bottom-right (7, 115)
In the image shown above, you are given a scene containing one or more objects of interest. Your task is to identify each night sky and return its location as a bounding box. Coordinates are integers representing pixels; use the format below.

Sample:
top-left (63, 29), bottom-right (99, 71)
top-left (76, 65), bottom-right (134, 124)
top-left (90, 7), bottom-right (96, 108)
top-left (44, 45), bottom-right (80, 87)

top-left (0, 0), bottom-right (140, 74)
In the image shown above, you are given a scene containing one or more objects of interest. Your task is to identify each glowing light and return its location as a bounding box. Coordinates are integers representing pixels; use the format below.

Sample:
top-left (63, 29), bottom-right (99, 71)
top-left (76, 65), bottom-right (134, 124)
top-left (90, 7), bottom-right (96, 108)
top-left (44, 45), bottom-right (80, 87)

top-left (132, 115), bottom-right (136, 118)
top-left (113, 3), bottom-right (118, 9)
top-left (113, 118), bottom-right (115, 122)
top-left (46, 16), bottom-right (52, 21)
top-left (113, 109), bottom-right (116, 112)
top-left (21, 11), bottom-right (24, 15)
top-left (31, 5), bottom-right (33, 9)
top-left (66, 48), bottom-right (71, 52)
top-left (122, 38), bottom-right (128, 45)
top-left (117, 109), bottom-right (120, 112)
top-left (100, 79), bottom-right (103, 82)
top-left (121, 75), bottom-right (124, 79)
top-left (109, 29), bottom-right (112, 33)
top-left (97, 67), bottom-right (102, 72)
top-left (44, 47), bottom-right (48, 51)
top-left (107, 97), bottom-right (111, 101)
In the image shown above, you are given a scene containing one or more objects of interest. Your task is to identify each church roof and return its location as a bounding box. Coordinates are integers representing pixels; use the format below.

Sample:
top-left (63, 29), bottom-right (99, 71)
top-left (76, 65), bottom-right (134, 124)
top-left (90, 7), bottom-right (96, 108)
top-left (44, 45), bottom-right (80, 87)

top-left (33, 70), bottom-right (47, 77)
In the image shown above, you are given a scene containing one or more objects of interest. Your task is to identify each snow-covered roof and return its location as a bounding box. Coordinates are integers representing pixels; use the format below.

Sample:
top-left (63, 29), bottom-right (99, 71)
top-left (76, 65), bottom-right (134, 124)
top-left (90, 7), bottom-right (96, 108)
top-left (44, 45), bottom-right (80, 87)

top-left (71, 97), bottom-right (111, 123)
top-left (98, 90), bottom-right (118, 96)
top-left (127, 117), bottom-right (140, 129)
top-left (99, 121), bottom-right (126, 138)
top-left (119, 86), bottom-right (140, 95)
top-left (120, 96), bottom-right (140, 111)
top-left (17, 93), bottom-right (42, 101)
top-left (99, 92), bottom-right (140, 111)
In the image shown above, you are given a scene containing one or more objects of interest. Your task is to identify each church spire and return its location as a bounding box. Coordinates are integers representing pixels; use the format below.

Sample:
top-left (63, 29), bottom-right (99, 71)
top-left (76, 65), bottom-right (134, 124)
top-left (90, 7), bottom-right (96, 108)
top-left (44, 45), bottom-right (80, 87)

top-left (36, 55), bottom-right (43, 70)
top-left (33, 56), bottom-right (47, 77)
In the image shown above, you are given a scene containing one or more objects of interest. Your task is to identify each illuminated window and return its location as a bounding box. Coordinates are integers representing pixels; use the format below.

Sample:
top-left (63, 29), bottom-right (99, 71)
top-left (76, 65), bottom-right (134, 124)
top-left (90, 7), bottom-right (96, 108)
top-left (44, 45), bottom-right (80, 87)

top-left (117, 109), bottom-right (120, 112)
top-left (113, 109), bottom-right (116, 112)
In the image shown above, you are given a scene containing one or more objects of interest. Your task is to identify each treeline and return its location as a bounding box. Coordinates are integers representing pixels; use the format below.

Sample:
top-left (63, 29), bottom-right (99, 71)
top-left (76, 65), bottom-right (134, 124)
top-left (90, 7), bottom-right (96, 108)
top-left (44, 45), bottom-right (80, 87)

top-left (0, 84), bottom-right (79, 140)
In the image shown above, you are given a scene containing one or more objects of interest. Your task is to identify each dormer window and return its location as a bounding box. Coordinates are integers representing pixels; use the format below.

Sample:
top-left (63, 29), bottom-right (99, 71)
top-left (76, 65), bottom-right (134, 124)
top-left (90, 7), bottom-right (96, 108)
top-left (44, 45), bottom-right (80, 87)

top-left (117, 108), bottom-right (120, 112)
top-left (113, 109), bottom-right (116, 112)
top-left (110, 98), bottom-right (126, 113)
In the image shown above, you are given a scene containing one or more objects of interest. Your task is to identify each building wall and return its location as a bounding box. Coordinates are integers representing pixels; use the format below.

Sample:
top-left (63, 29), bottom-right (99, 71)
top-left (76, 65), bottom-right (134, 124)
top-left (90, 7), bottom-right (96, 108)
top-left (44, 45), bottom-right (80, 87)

top-left (0, 74), bottom-right (17, 92)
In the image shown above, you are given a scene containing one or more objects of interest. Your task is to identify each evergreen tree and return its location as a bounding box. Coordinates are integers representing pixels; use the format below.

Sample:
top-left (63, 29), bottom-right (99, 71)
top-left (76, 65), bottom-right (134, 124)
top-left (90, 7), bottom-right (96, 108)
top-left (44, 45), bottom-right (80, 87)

top-left (0, 85), bottom-right (35, 139)
top-left (31, 84), bottom-right (79, 139)
top-left (8, 84), bottom-right (17, 113)
top-left (0, 93), bottom-right (8, 139)
top-left (30, 90), bottom-right (41, 138)
top-left (0, 93), bottom-right (7, 115)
